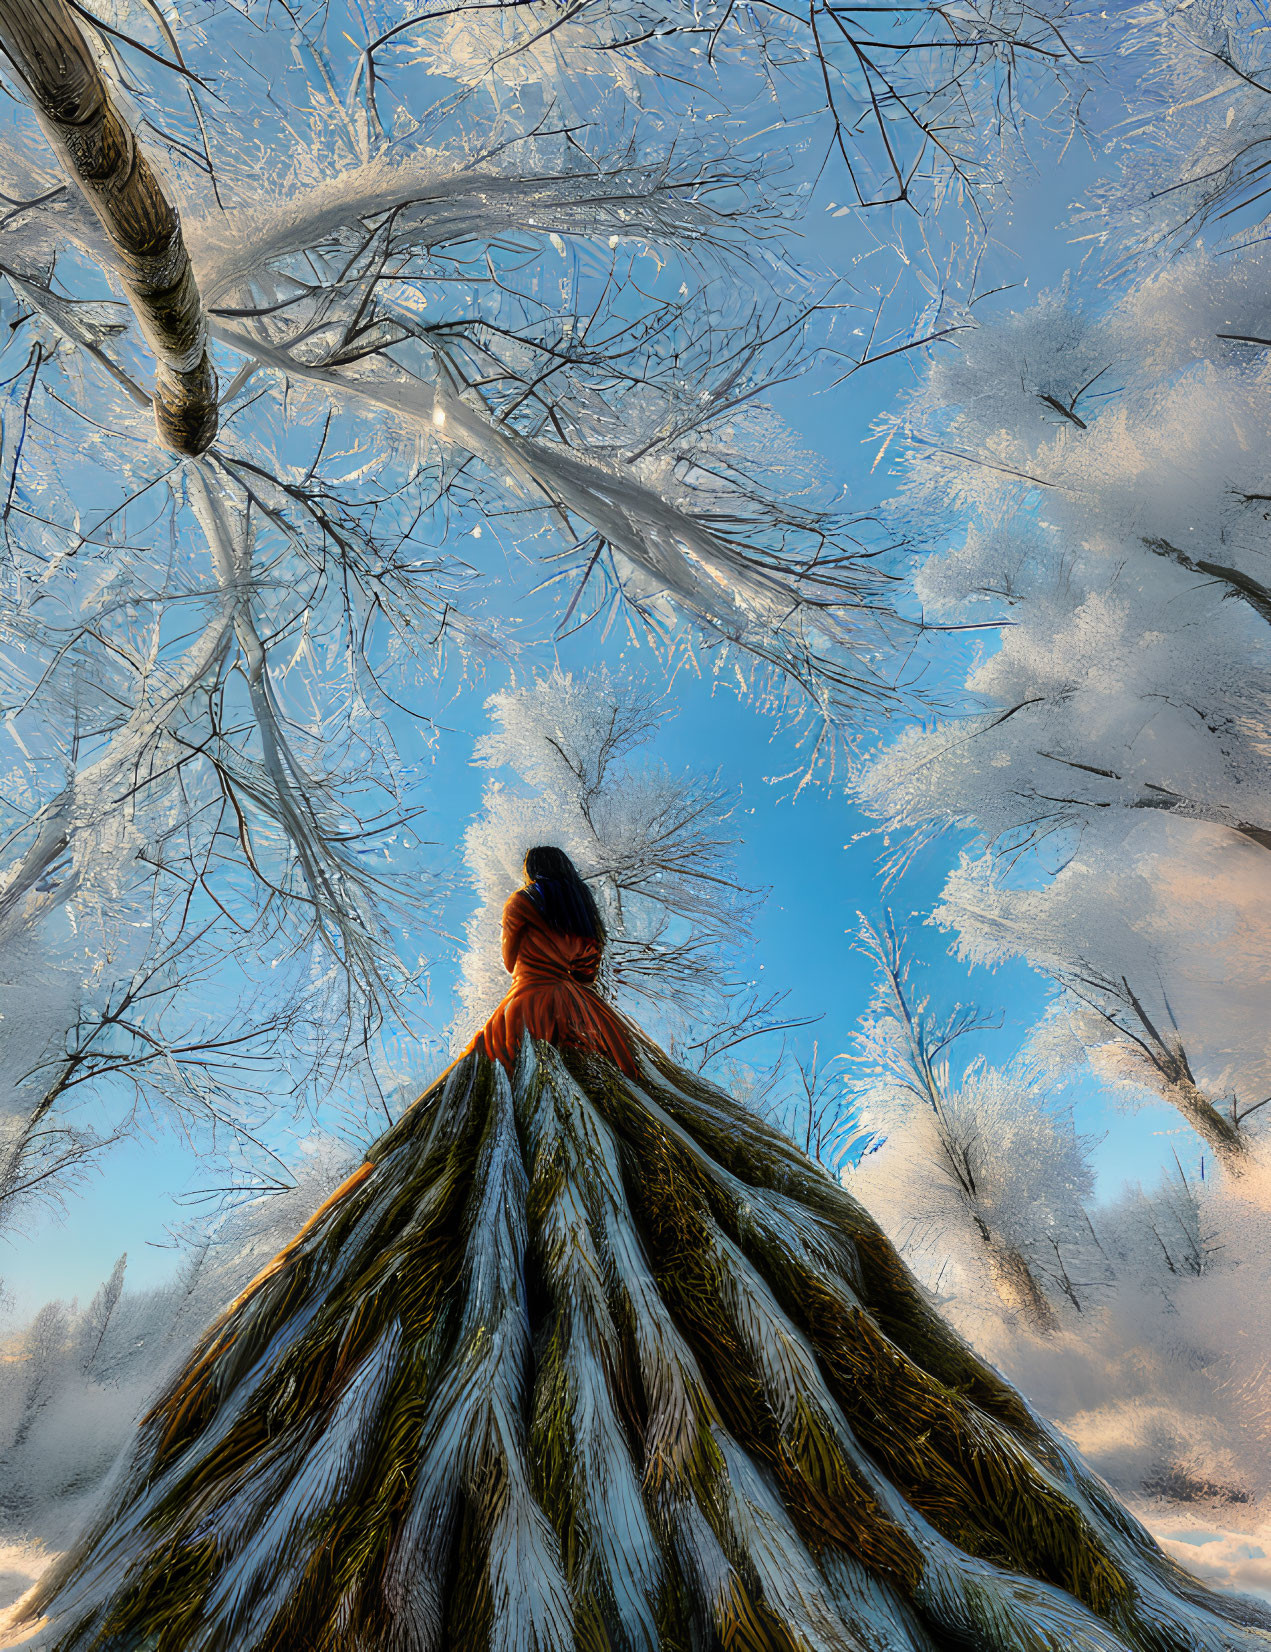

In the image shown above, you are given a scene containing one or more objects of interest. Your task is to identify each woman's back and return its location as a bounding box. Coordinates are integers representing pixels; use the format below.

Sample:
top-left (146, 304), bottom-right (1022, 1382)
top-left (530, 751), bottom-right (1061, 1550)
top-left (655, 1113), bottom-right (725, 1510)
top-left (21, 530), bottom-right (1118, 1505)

top-left (469, 885), bottom-right (635, 1071)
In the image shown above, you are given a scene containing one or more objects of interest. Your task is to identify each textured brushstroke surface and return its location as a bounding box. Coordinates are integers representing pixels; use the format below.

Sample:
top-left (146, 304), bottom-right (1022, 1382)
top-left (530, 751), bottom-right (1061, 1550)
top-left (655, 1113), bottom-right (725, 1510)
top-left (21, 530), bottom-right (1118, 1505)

top-left (5, 1040), bottom-right (1271, 1651)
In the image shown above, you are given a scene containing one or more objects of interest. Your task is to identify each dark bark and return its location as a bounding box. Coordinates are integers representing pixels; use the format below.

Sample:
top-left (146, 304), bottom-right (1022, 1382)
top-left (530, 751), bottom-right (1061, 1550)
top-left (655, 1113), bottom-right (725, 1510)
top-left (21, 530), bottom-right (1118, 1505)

top-left (1164, 1073), bottom-right (1249, 1171)
top-left (974, 1216), bottom-right (1062, 1333)
top-left (1142, 535), bottom-right (1271, 631)
top-left (0, 0), bottom-right (217, 453)
top-left (1116, 977), bottom-right (1249, 1171)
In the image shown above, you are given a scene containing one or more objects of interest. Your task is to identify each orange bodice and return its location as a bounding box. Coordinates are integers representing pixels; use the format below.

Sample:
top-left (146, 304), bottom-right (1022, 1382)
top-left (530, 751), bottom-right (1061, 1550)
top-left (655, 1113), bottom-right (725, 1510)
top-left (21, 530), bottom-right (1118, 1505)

top-left (466, 889), bottom-right (636, 1074)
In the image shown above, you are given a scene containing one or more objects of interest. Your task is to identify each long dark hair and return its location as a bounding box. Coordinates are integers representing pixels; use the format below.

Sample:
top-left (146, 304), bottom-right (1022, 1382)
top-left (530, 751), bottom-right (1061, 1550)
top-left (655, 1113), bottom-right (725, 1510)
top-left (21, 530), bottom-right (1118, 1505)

top-left (522, 845), bottom-right (606, 942)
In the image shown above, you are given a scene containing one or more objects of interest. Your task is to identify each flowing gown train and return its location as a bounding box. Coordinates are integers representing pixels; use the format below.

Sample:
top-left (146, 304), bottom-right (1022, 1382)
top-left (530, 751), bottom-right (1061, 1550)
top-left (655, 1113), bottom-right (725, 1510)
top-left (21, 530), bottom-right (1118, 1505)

top-left (5, 899), bottom-right (1271, 1651)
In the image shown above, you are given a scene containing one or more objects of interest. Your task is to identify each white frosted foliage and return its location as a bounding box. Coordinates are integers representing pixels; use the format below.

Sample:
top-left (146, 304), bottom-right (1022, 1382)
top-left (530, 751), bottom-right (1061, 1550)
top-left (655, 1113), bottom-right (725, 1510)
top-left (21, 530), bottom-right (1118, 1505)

top-left (846, 919), bottom-right (1097, 1327)
top-left (859, 248), bottom-right (1271, 1158)
top-left (0, 1135), bottom-right (357, 1558)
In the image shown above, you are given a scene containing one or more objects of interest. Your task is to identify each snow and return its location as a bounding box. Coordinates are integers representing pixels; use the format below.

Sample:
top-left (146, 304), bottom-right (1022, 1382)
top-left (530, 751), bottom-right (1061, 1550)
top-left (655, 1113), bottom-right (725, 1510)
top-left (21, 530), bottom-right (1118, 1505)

top-left (859, 247), bottom-right (1271, 1162)
top-left (0, 1544), bottom-right (48, 1617)
top-left (3, 0), bottom-right (1271, 1640)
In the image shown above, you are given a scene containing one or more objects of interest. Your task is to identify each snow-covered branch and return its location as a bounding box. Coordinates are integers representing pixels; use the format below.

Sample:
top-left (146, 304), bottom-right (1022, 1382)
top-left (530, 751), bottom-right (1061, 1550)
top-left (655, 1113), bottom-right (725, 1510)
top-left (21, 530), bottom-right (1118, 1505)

top-left (858, 250), bottom-right (1271, 1168)
top-left (846, 915), bottom-right (1098, 1328)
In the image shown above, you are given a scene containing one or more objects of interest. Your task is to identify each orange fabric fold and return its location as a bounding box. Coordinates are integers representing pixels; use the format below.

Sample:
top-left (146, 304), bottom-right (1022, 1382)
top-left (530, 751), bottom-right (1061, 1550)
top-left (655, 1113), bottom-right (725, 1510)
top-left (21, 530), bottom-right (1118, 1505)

top-left (464, 889), bottom-right (636, 1074)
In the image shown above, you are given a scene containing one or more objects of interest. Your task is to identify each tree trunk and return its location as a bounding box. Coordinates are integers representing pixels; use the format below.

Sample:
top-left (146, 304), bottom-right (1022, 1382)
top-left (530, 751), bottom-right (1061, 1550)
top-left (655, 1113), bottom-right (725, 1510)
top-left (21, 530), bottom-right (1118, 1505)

top-left (1114, 990), bottom-right (1251, 1175)
top-left (0, 0), bottom-right (217, 453)
top-left (1165, 1075), bottom-right (1248, 1172)
top-left (983, 1234), bottom-right (1061, 1333)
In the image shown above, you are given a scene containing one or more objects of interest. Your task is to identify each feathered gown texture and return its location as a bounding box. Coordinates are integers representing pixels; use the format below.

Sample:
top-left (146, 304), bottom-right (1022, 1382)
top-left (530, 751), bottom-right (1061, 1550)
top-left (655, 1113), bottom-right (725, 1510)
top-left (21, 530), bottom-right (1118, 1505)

top-left (7, 912), bottom-right (1271, 1651)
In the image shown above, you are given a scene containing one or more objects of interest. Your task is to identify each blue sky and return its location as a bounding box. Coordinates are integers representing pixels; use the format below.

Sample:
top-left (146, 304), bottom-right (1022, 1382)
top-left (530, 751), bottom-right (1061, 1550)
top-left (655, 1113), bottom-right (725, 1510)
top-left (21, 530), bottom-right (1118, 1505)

top-left (0, 90), bottom-right (1189, 1324)
top-left (1, 644), bottom-right (1184, 1322)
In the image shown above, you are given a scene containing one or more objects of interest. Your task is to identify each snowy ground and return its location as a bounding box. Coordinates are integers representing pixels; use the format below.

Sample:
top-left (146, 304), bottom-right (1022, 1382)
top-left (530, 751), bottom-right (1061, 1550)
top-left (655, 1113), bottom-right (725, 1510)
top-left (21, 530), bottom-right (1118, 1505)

top-left (0, 1545), bottom-right (47, 1617)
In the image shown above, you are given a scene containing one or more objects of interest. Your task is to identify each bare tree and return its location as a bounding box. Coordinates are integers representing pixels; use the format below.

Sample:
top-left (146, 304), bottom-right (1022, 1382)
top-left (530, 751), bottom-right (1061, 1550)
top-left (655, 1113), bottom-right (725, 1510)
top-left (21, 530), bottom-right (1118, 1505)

top-left (848, 914), bottom-right (1099, 1330)
top-left (858, 252), bottom-right (1271, 1178)
top-left (931, 845), bottom-right (1264, 1174)
top-left (1061, 970), bottom-right (1247, 1170)
top-left (775, 1039), bottom-right (865, 1173)
top-left (0, 0), bottom-right (1084, 1218)
top-left (364, 0), bottom-right (1089, 214)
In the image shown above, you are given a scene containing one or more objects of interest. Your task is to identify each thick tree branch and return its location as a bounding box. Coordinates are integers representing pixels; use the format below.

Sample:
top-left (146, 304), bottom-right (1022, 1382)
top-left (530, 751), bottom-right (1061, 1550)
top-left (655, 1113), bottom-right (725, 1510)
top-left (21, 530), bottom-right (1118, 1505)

top-left (0, 0), bottom-right (217, 452)
top-left (1142, 535), bottom-right (1271, 629)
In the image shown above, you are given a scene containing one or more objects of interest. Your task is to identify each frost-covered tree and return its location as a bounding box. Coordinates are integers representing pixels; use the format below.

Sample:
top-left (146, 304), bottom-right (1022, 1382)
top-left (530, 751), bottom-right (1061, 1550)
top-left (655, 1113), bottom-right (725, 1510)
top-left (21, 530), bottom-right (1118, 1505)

top-left (0, 0), bottom-right (925, 1215)
top-left (0, 0), bottom-right (1127, 1224)
top-left (0, 914), bottom-right (296, 1230)
top-left (765, 1040), bottom-right (865, 1174)
top-left (403, 0), bottom-right (1089, 215)
top-left (0, 0), bottom-right (217, 452)
top-left (456, 666), bottom-right (754, 1044)
top-left (858, 247), bottom-right (1271, 1168)
top-left (1095, 1160), bottom-right (1221, 1298)
top-left (941, 1155), bottom-right (1271, 1520)
top-left (1081, 0), bottom-right (1271, 264)
top-left (0, 1133), bottom-right (359, 1555)
top-left (934, 821), bottom-right (1271, 1169)
top-left (847, 916), bottom-right (1099, 1330)
top-left (684, 1016), bottom-right (869, 1175)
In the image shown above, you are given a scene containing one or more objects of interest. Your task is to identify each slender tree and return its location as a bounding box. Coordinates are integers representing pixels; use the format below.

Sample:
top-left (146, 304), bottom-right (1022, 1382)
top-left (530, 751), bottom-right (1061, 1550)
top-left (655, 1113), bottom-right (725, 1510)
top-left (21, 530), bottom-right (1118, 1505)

top-left (934, 839), bottom-right (1262, 1170)
top-left (0, 0), bottom-right (938, 1216)
top-left (848, 915), bottom-right (1098, 1329)
top-left (458, 666), bottom-right (756, 1042)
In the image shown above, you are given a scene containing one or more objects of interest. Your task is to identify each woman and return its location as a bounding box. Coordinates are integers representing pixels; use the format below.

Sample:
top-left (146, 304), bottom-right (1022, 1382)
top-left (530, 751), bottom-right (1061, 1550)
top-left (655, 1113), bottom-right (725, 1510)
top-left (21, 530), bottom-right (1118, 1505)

top-left (463, 845), bottom-right (636, 1076)
top-left (5, 848), bottom-right (1271, 1651)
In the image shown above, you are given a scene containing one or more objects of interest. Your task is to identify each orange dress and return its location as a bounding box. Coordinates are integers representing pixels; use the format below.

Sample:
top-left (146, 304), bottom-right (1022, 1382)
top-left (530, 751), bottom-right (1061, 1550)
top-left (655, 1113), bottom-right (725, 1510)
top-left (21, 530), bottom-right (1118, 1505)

top-left (467, 889), bottom-right (637, 1074)
top-left (466, 885), bottom-right (641, 1077)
